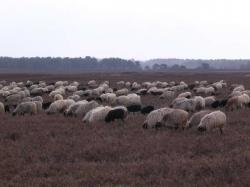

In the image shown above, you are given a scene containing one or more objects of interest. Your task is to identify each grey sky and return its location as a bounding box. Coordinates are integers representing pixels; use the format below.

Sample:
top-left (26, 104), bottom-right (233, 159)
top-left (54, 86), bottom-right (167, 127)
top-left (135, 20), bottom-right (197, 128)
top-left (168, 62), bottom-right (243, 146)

top-left (0, 0), bottom-right (250, 60)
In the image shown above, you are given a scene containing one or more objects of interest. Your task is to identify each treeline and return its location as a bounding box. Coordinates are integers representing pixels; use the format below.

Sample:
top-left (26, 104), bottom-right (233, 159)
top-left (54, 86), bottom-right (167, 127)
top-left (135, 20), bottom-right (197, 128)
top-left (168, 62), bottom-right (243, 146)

top-left (144, 59), bottom-right (250, 71)
top-left (0, 57), bottom-right (142, 73)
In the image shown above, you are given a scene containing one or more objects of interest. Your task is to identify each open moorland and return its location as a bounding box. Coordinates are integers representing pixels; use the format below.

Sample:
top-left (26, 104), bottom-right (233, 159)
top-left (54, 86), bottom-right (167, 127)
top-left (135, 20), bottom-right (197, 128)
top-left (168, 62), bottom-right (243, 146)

top-left (0, 72), bottom-right (250, 187)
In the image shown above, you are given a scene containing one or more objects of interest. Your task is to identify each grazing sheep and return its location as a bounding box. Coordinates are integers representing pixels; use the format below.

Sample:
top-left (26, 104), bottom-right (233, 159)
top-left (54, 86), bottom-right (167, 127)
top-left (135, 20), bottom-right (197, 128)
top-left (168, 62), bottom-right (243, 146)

top-left (141, 105), bottom-right (155, 115)
top-left (116, 93), bottom-right (141, 107)
top-left (68, 94), bottom-right (81, 102)
top-left (171, 97), bottom-right (196, 112)
top-left (226, 94), bottom-right (250, 110)
top-left (100, 93), bottom-right (117, 105)
top-left (88, 80), bottom-right (97, 88)
top-left (160, 90), bottom-right (175, 100)
top-left (46, 99), bottom-right (75, 114)
top-left (204, 96), bottom-right (216, 107)
top-left (12, 102), bottom-right (37, 116)
top-left (116, 88), bottom-right (129, 96)
top-left (0, 102), bottom-right (4, 114)
top-left (161, 109), bottom-right (189, 129)
top-left (177, 92), bottom-right (192, 99)
top-left (54, 94), bottom-right (63, 101)
top-left (186, 110), bottom-right (211, 128)
top-left (127, 104), bottom-right (142, 113)
top-left (197, 110), bottom-right (226, 134)
top-left (75, 100), bottom-right (99, 117)
top-left (64, 100), bottom-right (88, 117)
top-left (143, 108), bottom-right (173, 129)
top-left (193, 96), bottom-right (205, 110)
top-left (82, 106), bottom-right (112, 124)
top-left (136, 89), bottom-right (148, 96)
top-left (33, 101), bottom-right (43, 113)
top-left (105, 106), bottom-right (128, 123)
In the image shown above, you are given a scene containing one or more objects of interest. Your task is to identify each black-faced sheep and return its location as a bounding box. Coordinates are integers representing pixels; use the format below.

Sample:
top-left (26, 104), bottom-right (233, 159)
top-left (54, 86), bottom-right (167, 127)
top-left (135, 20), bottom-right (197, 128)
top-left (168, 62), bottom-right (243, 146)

top-left (105, 106), bottom-right (128, 123)
top-left (82, 106), bottom-right (112, 124)
top-left (197, 110), bottom-right (226, 134)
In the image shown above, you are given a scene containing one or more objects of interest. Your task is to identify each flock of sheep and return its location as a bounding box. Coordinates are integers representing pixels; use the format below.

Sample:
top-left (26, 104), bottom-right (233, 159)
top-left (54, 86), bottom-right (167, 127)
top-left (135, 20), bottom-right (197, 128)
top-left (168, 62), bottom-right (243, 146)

top-left (0, 78), bottom-right (249, 134)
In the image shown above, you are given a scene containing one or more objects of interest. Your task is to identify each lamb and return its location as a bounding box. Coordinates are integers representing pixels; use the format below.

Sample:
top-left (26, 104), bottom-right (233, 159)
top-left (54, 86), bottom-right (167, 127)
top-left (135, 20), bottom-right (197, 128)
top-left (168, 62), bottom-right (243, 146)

top-left (82, 106), bottom-right (112, 124)
top-left (186, 110), bottom-right (211, 128)
top-left (105, 106), bottom-right (128, 123)
top-left (197, 110), bottom-right (226, 134)
top-left (142, 107), bottom-right (173, 129)
top-left (160, 109), bottom-right (189, 129)
top-left (75, 100), bottom-right (99, 117)
top-left (12, 101), bottom-right (37, 116)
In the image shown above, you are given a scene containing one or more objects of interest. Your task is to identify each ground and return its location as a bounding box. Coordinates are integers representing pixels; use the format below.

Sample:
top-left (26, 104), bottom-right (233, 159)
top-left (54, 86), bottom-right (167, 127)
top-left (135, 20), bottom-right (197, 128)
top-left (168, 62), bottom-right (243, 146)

top-left (0, 72), bottom-right (250, 187)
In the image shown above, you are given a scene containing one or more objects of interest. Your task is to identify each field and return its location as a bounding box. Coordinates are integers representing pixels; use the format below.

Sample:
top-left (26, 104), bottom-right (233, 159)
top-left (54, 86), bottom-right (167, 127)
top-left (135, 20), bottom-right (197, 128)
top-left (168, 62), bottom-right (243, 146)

top-left (0, 72), bottom-right (250, 187)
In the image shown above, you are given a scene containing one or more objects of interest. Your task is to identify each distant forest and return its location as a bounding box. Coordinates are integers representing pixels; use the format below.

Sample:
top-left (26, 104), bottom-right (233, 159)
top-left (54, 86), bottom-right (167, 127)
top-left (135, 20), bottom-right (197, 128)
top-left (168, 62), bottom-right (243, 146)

top-left (1, 57), bottom-right (250, 73)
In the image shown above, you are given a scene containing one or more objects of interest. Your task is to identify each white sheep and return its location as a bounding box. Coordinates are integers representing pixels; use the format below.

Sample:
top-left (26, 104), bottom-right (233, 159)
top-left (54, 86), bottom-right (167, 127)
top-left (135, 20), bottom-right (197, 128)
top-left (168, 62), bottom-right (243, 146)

top-left (193, 96), bottom-right (205, 110)
top-left (68, 94), bottom-right (81, 101)
top-left (46, 99), bottom-right (75, 114)
top-left (160, 90), bottom-right (175, 100)
top-left (75, 100), bottom-right (100, 117)
top-left (197, 110), bottom-right (226, 134)
top-left (177, 92), bottom-right (192, 98)
top-left (143, 107), bottom-right (173, 128)
top-left (161, 109), bottom-right (189, 129)
top-left (64, 100), bottom-right (88, 116)
top-left (12, 101), bottom-right (37, 116)
top-left (54, 94), bottom-right (64, 101)
top-left (187, 110), bottom-right (211, 128)
top-left (100, 93), bottom-right (117, 105)
top-left (116, 88), bottom-right (129, 96)
top-left (82, 106), bottom-right (112, 124)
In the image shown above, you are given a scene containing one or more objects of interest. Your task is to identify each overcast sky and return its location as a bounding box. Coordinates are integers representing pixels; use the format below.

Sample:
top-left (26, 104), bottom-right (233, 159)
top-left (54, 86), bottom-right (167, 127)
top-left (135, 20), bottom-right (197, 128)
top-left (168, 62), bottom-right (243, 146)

top-left (0, 0), bottom-right (250, 60)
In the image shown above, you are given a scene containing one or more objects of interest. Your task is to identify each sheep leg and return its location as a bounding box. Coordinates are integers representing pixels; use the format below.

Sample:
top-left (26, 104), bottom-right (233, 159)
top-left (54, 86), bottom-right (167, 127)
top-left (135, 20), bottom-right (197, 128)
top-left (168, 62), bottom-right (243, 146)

top-left (219, 128), bottom-right (223, 135)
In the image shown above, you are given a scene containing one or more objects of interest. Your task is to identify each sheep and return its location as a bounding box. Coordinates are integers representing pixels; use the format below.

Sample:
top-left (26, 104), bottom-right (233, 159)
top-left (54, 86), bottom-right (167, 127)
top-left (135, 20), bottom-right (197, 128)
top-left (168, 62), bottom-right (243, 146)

top-left (204, 96), bottom-right (216, 107)
top-left (142, 107), bottom-right (173, 129)
top-left (160, 109), bottom-right (189, 129)
top-left (148, 87), bottom-right (163, 96)
top-left (46, 99), bottom-right (75, 114)
top-left (160, 90), bottom-right (175, 100)
top-left (197, 110), bottom-right (226, 134)
top-left (88, 80), bottom-right (97, 88)
top-left (0, 102), bottom-right (4, 114)
top-left (82, 106), bottom-right (112, 124)
top-left (64, 100), bottom-right (88, 117)
top-left (127, 104), bottom-right (142, 113)
top-left (105, 106), bottom-right (128, 123)
top-left (226, 94), bottom-right (250, 110)
top-left (12, 102), bottom-right (37, 116)
top-left (177, 92), bottom-right (192, 99)
top-left (116, 93), bottom-right (141, 107)
top-left (99, 93), bottom-right (117, 105)
top-left (233, 85), bottom-right (245, 92)
top-left (136, 89), bottom-right (148, 96)
top-left (49, 88), bottom-right (65, 97)
top-left (141, 105), bottom-right (155, 115)
top-left (68, 94), bottom-right (81, 102)
top-left (116, 88), bottom-right (129, 96)
top-left (193, 96), bottom-right (205, 110)
top-left (186, 110), bottom-right (211, 128)
top-left (54, 94), bottom-right (64, 101)
top-left (75, 100), bottom-right (99, 117)
top-left (171, 97), bottom-right (196, 112)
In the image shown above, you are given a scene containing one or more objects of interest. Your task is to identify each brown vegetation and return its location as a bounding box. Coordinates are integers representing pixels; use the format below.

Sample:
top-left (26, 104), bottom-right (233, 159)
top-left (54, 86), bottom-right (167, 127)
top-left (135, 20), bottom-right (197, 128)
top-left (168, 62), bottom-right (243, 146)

top-left (0, 72), bottom-right (250, 186)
